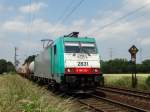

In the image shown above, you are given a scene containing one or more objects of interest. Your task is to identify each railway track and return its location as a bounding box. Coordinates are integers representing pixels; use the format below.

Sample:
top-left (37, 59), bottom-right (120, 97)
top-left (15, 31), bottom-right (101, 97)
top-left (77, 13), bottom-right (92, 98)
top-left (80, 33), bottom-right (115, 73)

top-left (77, 93), bottom-right (149, 112)
top-left (74, 87), bottom-right (150, 112)
top-left (46, 85), bottom-right (150, 112)
top-left (102, 86), bottom-right (150, 95)
top-left (97, 86), bottom-right (150, 100)
top-left (100, 86), bottom-right (150, 96)
top-left (78, 97), bottom-right (129, 112)
top-left (90, 86), bottom-right (150, 112)
top-left (45, 82), bottom-right (150, 112)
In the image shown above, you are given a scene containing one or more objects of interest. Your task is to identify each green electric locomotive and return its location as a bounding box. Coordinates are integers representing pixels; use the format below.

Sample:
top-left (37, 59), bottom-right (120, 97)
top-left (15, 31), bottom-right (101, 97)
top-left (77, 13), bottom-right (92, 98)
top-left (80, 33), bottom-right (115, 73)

top-left (32, 32), bottom-right (103, 93)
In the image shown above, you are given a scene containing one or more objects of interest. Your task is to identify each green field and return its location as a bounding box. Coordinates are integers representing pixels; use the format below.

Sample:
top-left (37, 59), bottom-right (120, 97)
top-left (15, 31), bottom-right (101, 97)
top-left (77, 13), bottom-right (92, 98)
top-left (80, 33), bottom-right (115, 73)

top-left (1, 73), bottom-right (150, 112)
top-left (104, 74), bottom-right (150, 91)
top-left (0, 74), bottom-right (81, 112)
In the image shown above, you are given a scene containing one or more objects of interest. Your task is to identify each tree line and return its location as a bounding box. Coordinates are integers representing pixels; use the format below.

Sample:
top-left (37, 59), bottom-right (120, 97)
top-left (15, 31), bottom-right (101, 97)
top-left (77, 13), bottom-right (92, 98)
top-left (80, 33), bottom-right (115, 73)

top-left (101, 59), bottom-right (150, 74)
top-left (1, 57), bottom-right (150, 74)
top-left (0, 59), bottom-right (15, 74)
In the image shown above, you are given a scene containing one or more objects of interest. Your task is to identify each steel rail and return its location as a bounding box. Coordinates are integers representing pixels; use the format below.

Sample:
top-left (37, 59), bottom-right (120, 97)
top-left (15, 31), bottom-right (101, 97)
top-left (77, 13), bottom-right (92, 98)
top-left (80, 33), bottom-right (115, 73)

top-left (100, 86), bottom-right (150, 96)
top-left (78, 99), bottom-right (104, 112)
top-left (97, 87), bottom-right (150, 100)
top-left (92, 94), bottom-right (149, 112)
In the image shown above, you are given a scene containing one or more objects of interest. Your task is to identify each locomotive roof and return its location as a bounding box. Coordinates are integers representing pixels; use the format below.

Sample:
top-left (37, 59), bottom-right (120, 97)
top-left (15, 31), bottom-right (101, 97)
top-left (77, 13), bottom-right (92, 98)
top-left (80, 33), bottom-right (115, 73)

top-left (63, 36), bottom-right (96, 43)
top-left (45, 36), bottom-right (96, 48)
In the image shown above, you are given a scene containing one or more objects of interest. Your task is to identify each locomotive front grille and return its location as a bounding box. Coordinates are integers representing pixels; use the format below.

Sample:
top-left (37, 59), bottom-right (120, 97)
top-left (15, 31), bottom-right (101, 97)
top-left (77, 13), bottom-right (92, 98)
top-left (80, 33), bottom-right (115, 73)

top-left (65, 75), bottom-right (97, 89)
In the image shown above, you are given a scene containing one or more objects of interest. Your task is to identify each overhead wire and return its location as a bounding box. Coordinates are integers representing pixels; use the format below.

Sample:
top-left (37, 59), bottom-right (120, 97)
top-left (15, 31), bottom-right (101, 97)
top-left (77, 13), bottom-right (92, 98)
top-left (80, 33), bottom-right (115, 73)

top-left (50, 0), bottom-right (85, 35)
top-left (83, 0), bottom-right (129, 36)
top-left (26, 0), bottom-right (38, 59)
top-left (56, 0), bottom-right (75, 24)
top-left (60, 0), bottom-right (85, 24)
top-left (27, 0), bottom-right (32, 40)
top-left (46, 0), bottom-right (75, 36)
top-left (87, 3), bottom-right (150, 36)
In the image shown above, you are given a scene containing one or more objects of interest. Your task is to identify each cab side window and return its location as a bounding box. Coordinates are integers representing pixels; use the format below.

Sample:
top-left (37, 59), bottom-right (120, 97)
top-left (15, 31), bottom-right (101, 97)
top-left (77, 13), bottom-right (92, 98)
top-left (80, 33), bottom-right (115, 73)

top-left (54, 45), bottom-right (56, 55)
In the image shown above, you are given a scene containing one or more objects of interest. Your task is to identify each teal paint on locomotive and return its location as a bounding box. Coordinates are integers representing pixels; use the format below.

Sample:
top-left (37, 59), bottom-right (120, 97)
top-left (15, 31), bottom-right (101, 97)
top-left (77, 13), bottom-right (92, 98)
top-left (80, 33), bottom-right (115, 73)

top-left (34, 37), bottom-right (65, 83)
top-left (34, 35), bottom-right (102, 87)
top-left (51, 37), bottom-right (65, 82)
top-left (50, 36), bottom-right (98, 83)
top-left (64, 36), bottom-right (96, 43)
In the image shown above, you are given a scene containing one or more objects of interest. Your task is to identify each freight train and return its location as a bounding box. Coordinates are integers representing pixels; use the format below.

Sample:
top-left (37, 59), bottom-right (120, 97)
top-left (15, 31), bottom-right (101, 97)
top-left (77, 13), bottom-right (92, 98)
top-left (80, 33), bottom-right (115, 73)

top-left (18, 32), bottom-right (103, 93)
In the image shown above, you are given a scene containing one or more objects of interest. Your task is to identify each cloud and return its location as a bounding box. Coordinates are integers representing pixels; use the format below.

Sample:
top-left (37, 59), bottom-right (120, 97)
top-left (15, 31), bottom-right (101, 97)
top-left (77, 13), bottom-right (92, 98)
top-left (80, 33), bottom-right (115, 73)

top-left (93, 22), bottom-right (136, 41)
top-left (19, 2), bottom-right (47, 13)
top-left (2, 0), bottom-right (150, 62)
top-left (123, 0), bottom-right (150, 12)
top-left (2, 18), bottom-right (51, 34)
top-left (3, 3), bottom-right (150, 42)
top-left (2, 18), bottom-right (75, 37)
top-left (79, 10), bottom-right (139, 41)
top-left (0, 5), bottom-right (14, 13)
top-left (141, 37), bottom-right (150, 45)
top-left (0, 39), bottom-right (14, 61)
top-left (124, 0), bottom-right (150, 7)
top-left (72, 19), bottom-right (85, 27)
top-left (21, 40), bottom-right (40, 48)
top-left (14, 40), bottom-right (42, 64)
top-left (3, 20), bottom-right (28, 32)
top-left (0, 14), bottom-right (143, 41)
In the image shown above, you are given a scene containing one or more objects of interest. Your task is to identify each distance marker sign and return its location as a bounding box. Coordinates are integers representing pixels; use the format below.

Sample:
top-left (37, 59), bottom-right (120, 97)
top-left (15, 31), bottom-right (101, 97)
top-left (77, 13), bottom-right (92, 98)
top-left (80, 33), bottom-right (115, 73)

top-left (129, 45), bottom-right (139, 55)
top-left (128, 45), bottom-right (139, 63)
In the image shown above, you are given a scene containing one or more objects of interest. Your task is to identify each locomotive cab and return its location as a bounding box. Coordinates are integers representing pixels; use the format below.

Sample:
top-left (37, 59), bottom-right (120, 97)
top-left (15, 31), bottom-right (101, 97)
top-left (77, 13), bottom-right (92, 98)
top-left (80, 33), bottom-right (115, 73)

top-left (63, 35), bottom-right (102, 93)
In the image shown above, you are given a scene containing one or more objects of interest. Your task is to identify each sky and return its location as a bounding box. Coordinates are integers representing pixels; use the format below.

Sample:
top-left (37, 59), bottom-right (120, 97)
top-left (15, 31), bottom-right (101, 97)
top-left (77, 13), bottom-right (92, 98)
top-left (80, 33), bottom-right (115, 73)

top-left (0, 0), bottom-right (150, 64)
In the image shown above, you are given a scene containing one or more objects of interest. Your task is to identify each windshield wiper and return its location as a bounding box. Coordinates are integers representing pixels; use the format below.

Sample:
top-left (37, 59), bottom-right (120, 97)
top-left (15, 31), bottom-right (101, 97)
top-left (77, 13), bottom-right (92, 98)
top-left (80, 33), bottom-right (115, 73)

top-left (82, 49), bottom-right (91, 56)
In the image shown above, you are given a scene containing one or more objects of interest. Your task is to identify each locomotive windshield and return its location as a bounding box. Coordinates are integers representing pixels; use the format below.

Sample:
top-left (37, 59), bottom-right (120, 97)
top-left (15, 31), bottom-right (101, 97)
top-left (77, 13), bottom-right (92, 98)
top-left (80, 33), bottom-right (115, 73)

top-left (65, 42), bottom-right (80, 53)
top-left (65, 42), bottom-right (97, 54)
top-left (81, 43), bottom-right (97, 54)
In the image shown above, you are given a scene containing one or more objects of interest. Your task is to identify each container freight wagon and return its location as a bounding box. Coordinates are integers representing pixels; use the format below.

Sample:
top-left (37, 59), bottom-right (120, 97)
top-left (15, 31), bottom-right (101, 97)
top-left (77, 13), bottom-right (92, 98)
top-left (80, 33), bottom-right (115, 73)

top-left (33, 32), bottom-right (103, 93)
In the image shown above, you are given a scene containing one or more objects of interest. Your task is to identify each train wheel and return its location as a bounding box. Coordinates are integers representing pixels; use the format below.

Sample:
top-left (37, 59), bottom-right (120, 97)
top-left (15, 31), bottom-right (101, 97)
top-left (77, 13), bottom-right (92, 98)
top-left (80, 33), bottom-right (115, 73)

top-left (48, 81), bottom-right (59, 92)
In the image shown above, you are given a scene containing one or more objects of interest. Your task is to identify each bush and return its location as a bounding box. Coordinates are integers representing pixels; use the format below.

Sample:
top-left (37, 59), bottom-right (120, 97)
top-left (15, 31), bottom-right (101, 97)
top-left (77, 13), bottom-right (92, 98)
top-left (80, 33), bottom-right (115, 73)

top-left (112, 77), bottom-right (132, 88)
top-left (104, 74), bottom-right (150, 91)
top-left (0, 59), bottom-right (15, 74)
top-left (145, 76), bottom-right (150, 87)
top-left (0, 59), bottom-right (7, 74)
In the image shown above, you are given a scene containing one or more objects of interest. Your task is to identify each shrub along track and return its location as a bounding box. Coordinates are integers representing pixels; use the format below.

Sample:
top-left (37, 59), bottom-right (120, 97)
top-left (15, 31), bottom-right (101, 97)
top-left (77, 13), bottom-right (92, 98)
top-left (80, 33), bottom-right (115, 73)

top-left (91, 86), bottom-right (150, 112)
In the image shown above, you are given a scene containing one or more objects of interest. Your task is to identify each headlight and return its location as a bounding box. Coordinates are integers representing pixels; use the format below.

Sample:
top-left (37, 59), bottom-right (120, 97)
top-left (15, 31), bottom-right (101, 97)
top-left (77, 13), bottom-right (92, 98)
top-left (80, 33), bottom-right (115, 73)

top-left (93, 68), bottom-right (100, 74)
top-left (67, 68), bottom-right (71, 72)
top-left (94, 68), bottom-right (99, 73)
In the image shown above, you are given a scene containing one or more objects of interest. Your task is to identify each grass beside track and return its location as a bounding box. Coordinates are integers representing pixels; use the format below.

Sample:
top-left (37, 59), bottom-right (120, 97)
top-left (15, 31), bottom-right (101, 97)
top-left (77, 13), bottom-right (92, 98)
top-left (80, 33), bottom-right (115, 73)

top-left (104, 74), bottom-right (150, 91)
top-left (0, 73), bottom-right (80, 112)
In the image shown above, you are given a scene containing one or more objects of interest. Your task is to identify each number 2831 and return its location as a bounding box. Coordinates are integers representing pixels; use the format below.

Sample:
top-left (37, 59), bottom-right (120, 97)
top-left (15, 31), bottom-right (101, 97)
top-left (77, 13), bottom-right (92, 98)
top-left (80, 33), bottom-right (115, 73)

top-left (78, 62), bottom-right (88, 66)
